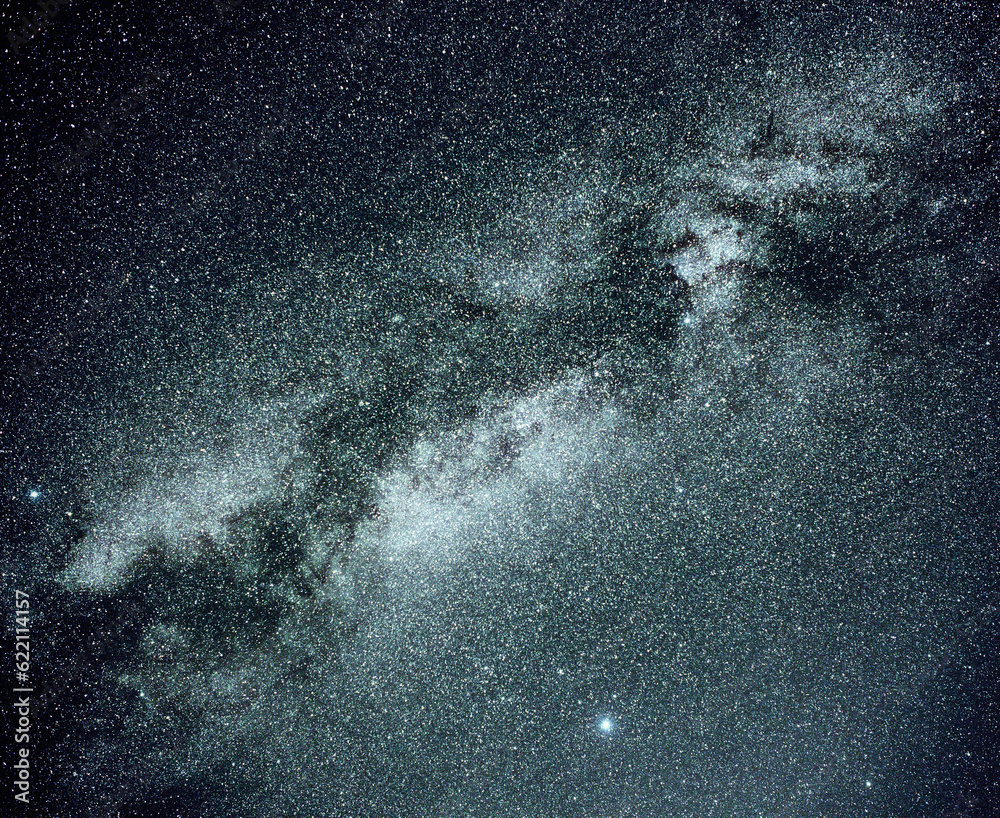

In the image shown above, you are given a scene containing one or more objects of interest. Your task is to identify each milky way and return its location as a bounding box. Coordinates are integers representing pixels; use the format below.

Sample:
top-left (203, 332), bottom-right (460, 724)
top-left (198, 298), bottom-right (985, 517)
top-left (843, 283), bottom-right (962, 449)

top-left (4, 2), bottom-right (998, 816)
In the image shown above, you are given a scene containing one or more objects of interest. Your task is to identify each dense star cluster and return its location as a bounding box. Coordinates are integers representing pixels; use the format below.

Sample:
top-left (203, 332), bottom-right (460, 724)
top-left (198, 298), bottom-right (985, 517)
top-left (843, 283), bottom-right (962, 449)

top-left (3, 1), bottom-right (998, 816)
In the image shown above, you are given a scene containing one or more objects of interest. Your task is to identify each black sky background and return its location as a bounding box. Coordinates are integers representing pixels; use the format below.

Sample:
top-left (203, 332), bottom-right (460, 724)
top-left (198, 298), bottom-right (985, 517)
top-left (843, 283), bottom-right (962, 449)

top-left (3, 2), bottom-right (1000, 816)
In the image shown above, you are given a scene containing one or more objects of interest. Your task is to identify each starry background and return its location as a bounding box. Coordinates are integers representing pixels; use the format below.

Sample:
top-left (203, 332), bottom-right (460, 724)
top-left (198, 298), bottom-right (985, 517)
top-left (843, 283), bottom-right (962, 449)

top-left (2, 1), bottom-right (999, 816)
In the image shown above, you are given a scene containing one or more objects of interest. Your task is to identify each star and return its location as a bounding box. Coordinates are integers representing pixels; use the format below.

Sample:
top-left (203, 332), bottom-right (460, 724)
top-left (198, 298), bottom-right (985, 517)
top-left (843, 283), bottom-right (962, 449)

top-left (28, 489), bottom-right (40, 500)
top-left (598, 717), bottom-right (614, 734)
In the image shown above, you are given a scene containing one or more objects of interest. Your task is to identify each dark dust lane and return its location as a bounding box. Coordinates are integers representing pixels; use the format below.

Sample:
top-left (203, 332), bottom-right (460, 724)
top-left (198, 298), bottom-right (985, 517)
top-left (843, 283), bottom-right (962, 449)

top-left (3, 2), bottom-right (997, 816)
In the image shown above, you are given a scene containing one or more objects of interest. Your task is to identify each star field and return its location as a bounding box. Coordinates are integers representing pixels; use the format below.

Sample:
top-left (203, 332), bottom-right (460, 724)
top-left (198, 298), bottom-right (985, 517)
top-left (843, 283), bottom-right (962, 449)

top-left (3, 2), bottom-right (998, 817)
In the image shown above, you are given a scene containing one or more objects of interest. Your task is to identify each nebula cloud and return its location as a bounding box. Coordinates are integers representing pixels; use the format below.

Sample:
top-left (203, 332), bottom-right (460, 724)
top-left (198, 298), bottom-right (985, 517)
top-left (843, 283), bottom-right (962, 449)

top-left (6, 3), bottom-right (997, 816)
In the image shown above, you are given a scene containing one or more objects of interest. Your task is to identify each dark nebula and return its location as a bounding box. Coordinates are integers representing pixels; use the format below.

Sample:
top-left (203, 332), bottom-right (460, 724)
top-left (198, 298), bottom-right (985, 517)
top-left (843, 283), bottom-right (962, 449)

top-left (3, 1), bottom-right (998, 816)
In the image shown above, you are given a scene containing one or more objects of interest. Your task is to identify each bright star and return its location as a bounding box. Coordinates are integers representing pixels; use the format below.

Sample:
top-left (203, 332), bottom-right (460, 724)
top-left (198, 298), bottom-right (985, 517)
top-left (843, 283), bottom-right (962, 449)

top-left (28, 490), bottom-right (40, 500)
top-left (599, 718), bottom-right (614, 734)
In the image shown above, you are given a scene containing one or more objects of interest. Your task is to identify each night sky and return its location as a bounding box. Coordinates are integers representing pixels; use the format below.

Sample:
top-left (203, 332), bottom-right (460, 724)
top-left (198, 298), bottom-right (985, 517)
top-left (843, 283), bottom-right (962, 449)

top-left (2, 1), bottom-right (999, 816)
